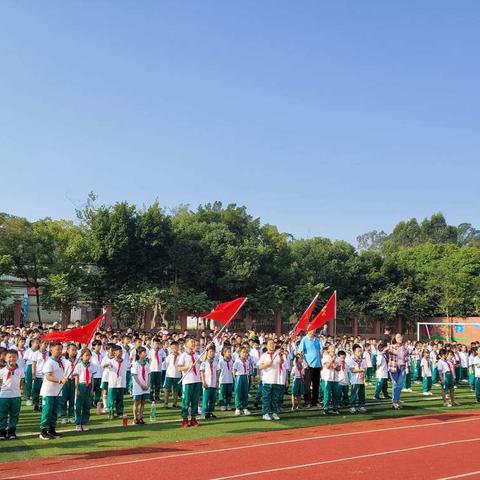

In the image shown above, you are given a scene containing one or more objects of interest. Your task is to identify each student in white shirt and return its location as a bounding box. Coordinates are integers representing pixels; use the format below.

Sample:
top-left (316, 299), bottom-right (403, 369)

top-left (60, 343), bottom-right (78, 424)
top-left (373, 343), bottom-right (390, 400)
top-left (90, 340), bottom-right (104, 407)
top-left (31, 340), bottom-right (48, 412)
top-left (0, 349), bottom-right (25, 439)
top-left (218, 346), bottom-right (234, 411)
top-left (347, 344), bottom-right (367, 414)
top-left (177, 337), bottom-right (203, 428)
top-left (163, 341), bottom-right (181, 408)
top-left (473, 351), bottom-right (480, 402)
top-left (321, 343), bottom-right (341, 415)
top-left (131, 347), bottom-right (150, 425)
top-left (24, 338), bottom-right (39, 406)
top-left (421, 350), bottom-right (433, 395)
top-left (258, 339), bottom-right (284, 421)
top-left (148, 338), bottom-right (164, 403)
top-left (337, 350), bottom-right (350, 406)
top-left (73, 348), bottom-right (96, 431)
top-left (39, 342), bottom-right (67, 440)
top-left (200, 345), bottom-right (219, 419)
top-left (102, 345), bottom-right (128, 418)
top-left (291, 353), bottom-right (305, 411)
top-left (233, 347), bottom-right (251, 416)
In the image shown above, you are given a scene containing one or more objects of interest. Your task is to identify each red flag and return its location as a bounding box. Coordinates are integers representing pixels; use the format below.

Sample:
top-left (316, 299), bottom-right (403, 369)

top-left (201, 297), bottom-right (248, 325)
top-left (291, 293), bottom-right (319, 338)
top-left (41, 313), bottom-right (106, 345)
top-left (307, 291), bottom-right (336, 331)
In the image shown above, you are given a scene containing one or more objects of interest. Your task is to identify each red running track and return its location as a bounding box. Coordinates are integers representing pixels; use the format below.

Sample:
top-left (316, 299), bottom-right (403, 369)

top-left (2, 412), bottom-right (480, 480)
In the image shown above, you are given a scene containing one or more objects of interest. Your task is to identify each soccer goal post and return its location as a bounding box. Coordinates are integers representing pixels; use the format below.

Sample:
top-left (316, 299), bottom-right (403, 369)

top-left (417, 321), bottom-right (480, 342)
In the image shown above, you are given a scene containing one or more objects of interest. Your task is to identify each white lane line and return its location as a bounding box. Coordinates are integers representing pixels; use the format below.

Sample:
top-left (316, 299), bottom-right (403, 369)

top-left (435, 471), bottom-right (480, 480)
top-left (208, 437), bottom-right (480, 480)
top-left (2, 415), bottom-right (480, 479)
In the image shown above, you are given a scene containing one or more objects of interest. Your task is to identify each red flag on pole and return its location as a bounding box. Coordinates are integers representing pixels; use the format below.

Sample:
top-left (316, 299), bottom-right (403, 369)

top-left (200, 297), bottom-right (248, 325)
top-left (41, 313), bottom-right (106, 345)
top-left (291, 293), bottom-right (319, 338)
top-left (307, 291), bottom-right (336, 331)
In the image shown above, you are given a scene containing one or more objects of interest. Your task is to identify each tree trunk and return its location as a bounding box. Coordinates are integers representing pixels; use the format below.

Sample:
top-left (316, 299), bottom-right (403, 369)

top-left (35, 285), bottom-right (42, 324)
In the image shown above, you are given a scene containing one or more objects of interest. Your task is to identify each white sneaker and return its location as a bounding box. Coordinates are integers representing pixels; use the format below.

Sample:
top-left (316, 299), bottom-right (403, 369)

top-left (243, 409), bottom-right (251, 416)
top-left (70, 417), bottom-right (75, 424)
top-left (234, 409), bottom-right (241, 416)
top-left (26, 400), bottom-right (32, 406)
top-left (262, 414), bottom-right (272, 421)
top-left (220, 406), bottom-right (226, 411)
top-left (272, 413), bottom-right (280, 420)
top-left (61, 418), bottom-right (68, 424)
top-left (75, 425), bottom-right (82, 432)
top-left (422, 392), bottom-right (429, 396)
top-left (82, 425), bottom-right (89, 431)
top-left (198, 408), bottom-right (202, 415)
top-left (358, 407), bottom-right (367, 413)
top-left (226, 405), bottom-right (232, 411)
top-left (349, 407), bottom-right (357, 414)
top-left (401, 388), bottom-right (408, 392)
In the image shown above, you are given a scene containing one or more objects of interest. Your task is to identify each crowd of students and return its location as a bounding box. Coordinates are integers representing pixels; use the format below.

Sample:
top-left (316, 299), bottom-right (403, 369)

top-left (0, 324), bottom-right (479, 440)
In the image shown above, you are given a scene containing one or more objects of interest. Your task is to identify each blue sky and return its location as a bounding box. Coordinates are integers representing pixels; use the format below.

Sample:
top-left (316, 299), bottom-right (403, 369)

top-left (1, 1), bottom-right (479, 244)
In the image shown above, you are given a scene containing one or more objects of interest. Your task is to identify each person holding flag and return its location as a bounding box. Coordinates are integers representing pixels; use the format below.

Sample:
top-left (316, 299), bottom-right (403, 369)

top-left (73, 348), bottom-right (96, 431)
top-left (39, 341), bottom-right (67, 440)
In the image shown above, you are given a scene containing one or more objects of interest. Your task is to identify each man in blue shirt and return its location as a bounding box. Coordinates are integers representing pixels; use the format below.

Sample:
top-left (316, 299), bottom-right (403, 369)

top-left (298, 330), bottom-right (322, 407)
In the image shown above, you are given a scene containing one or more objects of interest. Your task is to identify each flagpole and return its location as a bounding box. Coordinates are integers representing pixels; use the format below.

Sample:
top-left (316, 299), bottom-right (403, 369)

top-left (179, 297), bottom-right (248, 383)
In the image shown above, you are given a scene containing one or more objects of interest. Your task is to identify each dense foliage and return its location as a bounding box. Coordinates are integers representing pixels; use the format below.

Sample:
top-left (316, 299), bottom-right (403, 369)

top-left (1, 200), bottom-right (479, 328)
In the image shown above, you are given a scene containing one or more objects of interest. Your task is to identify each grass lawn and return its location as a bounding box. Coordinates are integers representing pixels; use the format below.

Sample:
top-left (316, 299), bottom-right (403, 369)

top-left (2, 382), bottom-right (478, 462)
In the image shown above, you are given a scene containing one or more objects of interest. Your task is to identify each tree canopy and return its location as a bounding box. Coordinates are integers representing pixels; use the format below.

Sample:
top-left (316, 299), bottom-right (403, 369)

top-left (1, 202), bottom-right (479, 329)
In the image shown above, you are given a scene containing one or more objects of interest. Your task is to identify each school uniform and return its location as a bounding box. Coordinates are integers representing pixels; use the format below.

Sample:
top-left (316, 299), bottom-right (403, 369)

top-left (39, 357), bottom-right (65, 433)
top-left (73, 362), bottom-right (96, 426)
top-left (121, 347), bottom-right (132, 394)
top-left (291, 364), bottom-right (305, 397)
top-left (338, 360), bottom-right (350, 406)
top-left (102, 357), bottom-right (128, 416)
top-left (31, 350), bottom-right (48, 409)
top-left (321, 354), bottom-right (340, 411)
top-left (131, 360), bottom-right (151, 401)
top-left (148, 348), bottom-right (165, 401)
top-left (23, 348), bottom-right (34, 402)
top-left (437, 359), bottom-right (455, 392)
top-left (472, 356), bottom-right (480, 401)
top-left (200, 358), bottom-right (218, 414)
top-left (430, 351), bottom-right (439, 384)
top-left (60, 357), bottom-right (77, 420)
top-left (177, 350), bottom-right (202, 420)
top-left (373, 353), bottom-right (389, 398)
top-left (90, 350), bottom-right (104, 406)
top-left (364, 350), bottom-right (374, 384)
top-left (233, 358), bottom-right (250, 410)
top-left (459, 351), bottom-right (469, 383)
top-left (418, 357), bottom-right (432, 393)
top-left (347, 357), bottom-right (366, 409)
top-left (469, 354), bottom-right (476, 390)
top-left (0, 364), bottom-right (25, 435)
top-left (218, 357), bottom-right (234, 408)
top-left (163, 352), bottom-right (182, 396)
top-left (258, 351), bottom-right (284, 416)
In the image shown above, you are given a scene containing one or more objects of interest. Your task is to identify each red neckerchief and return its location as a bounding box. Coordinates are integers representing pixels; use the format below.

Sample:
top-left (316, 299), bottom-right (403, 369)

top-left (209, 359), bottom-right (214, 378)
top-left (97, 352), bottom-right (101, 363)
top-left (173, 353), bottom-right (178, 365)
top-left (116, 359), bottom-right (123, 377)
top-left (155, 350), bottom-right (160, 366)
top-left (242, 360), bottom-right (247, 375)
top-left (84, 363), bottom-right (91, 387)
top-left (6, 365), bottom-right (16, 379)
top-left (190, 353), bottom-right (197, 375)
top-left (278, 353), bottom-right (283, 374)
top-left (141, 362), bottom-right (146, 381)
top-left (447, 361), bottom-right (454, 373)
top-left (41, 351), bottom-right (47, 361)
top-left (298, 364), bottom-right (303, 378)
top-left (226, 359), bottom-right (231, 371)
top-left (426, 359), bottom-right (430, 369)
top-left (355, 359), bottom-right (362, 369)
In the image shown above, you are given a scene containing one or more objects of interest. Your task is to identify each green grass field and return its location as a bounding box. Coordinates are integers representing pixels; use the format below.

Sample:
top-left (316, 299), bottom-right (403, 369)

top-left (2, 382), bottom-right (478, 463)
